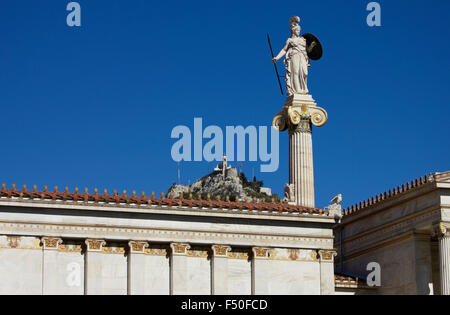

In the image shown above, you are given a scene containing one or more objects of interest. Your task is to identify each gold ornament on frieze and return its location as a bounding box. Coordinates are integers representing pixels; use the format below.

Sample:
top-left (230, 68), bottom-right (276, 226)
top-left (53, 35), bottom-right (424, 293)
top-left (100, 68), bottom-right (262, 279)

top-left (288, 249), bottom-right (300, 261)
top-left (145, 246), bottom-right (168, 256)
top-left (7, 236), bottom-right (21, 249)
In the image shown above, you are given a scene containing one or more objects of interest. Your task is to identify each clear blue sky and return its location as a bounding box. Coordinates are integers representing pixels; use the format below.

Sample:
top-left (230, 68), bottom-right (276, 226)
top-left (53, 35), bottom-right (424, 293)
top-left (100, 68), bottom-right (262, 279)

top-left (1, 0), bottom-right (449, 208)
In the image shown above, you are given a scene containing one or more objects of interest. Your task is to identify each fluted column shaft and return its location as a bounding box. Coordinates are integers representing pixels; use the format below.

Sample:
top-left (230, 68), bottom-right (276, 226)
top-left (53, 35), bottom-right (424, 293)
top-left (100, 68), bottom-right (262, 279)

top-left (289, 118), bottom-right (315, 208)
top-left (438, 231), bottom-right (450, 295)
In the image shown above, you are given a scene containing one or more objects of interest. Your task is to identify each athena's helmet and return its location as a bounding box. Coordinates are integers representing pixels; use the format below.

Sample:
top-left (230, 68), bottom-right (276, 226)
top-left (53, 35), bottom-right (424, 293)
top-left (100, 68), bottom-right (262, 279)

top-left (289, 16), bottom-right (301, 34)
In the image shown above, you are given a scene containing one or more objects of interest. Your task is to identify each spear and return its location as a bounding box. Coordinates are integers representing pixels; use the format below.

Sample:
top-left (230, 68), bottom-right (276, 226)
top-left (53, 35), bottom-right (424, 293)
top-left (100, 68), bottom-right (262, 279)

top-left (267, 33), bottom-right (284, 96)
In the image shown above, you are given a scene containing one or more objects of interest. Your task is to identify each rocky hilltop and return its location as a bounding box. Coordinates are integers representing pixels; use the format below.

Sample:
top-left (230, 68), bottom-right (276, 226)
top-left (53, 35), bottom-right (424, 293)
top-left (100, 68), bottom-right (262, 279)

top-left (168, 163), bottom-right (279, 202)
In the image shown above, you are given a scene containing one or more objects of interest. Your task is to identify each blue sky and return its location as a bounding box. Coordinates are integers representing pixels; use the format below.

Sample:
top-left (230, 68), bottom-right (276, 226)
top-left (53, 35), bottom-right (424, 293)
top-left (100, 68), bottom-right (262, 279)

top-left (0, 0), bottom-right (449, 208)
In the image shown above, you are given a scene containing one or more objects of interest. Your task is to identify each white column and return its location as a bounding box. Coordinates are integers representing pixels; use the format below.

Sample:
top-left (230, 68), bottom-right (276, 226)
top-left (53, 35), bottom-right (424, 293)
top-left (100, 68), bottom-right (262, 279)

top-left (251, 247), bottom-right (270, 295)
top-left (84, 239), bottom-right (106, 295)
top-left (289, 117), bottom-right (315, 208)
top-left (170, 243), bottom-right (190, 295)
top-left (211, 245), bottom-right (231, 295)
top-left (436, 224), bottom-right (450, 295)
top-left (42, 237), bottom-right (63, 295)
top-left (318, 250), bottom-right (337, 295)
top-left (128, 241), bottom-right (149, 295)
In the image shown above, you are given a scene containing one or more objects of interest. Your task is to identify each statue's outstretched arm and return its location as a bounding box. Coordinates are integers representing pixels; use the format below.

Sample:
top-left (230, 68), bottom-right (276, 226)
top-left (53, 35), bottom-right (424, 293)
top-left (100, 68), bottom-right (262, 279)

top-left (273, 49), bottom-right (286, 63)
top-left (272, 42), bottom-right (289, 63)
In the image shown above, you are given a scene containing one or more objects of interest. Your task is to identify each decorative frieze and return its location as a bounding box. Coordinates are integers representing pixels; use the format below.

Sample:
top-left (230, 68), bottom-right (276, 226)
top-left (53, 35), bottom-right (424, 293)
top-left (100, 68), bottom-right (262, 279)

top-left (0, 236), bottom-right (42, 250)
top-left (187, 246), bottom-right (209, 258)
top-left (145, 245), bottom-right (168, 256)
top-left (7, 236), bottom-right (20, 249)
top-left (227, 249), bottom-right (250, 260)
top-left (0, 222), bottom-right (334, 249)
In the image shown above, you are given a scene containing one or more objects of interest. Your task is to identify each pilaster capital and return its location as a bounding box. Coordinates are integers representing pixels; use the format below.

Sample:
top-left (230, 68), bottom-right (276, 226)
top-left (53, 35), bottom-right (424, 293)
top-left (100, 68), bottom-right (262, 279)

top-left (318, 250), bottom-right (337, 262)
top-left (252, 247), bottom-right (270, 260)
top-left (211, 245), bottom-right (231, 258)
top-left (170, 243), bottom-right (191, 256)
top-left (42, 237), bottom-right (62, 250)
top-left (128, 241), bottom-right (149, 254)
top-left (432, 223), bottom-right (450, 239)
top-left (85, 239), bottom-right (106, 252)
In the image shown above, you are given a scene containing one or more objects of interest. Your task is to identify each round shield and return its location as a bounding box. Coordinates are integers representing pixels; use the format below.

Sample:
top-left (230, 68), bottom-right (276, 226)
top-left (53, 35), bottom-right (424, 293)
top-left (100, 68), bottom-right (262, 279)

top-left (302, 33), bottom-right (323, 61)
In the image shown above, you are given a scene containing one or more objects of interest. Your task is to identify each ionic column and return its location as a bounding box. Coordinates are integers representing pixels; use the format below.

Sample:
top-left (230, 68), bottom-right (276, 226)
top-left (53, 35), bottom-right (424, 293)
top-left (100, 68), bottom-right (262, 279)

top-left (289, 117), bottom-right (315, 208)
top-left (128, 241), bottom-right (149, 295)
top-left (434, 224), bottom-right (450, 295)
top-left (84, 239), bottom-right (106, 295)
top-left (211, 245), bottom-right (231, 295)
top-left (318, 250), bottom-right (337, 295)
top-left (251, 247), bottom-right (270, 295)
top-left (170, 243), bottom-right (190, 295)
top-left (42, 237), bottom-right (63, 295)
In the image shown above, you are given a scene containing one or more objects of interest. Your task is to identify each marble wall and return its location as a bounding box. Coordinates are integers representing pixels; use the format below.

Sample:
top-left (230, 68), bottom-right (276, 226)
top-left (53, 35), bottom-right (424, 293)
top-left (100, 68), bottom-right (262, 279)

top-left (0, 237), bottom-right (330, 295)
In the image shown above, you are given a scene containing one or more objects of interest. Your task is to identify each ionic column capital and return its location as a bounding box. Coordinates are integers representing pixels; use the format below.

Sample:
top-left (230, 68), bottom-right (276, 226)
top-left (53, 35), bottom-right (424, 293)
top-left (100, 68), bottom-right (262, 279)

top-left (42, 237), bottom-right (62, 250)
top-left (170, 243), bottom-right (191, 256)
top-left (252, 247), bottom-right (270, 260)
top-left (128, 241), bottom-right (149, 254)
top-left (432, 223), bottom-right (450, 239)
top-left (85, 239), bottom-right (106, 252)
top-left (211, 245), bottom-right (231, 258)
top-left (318, 250), bottom-right (337, 262)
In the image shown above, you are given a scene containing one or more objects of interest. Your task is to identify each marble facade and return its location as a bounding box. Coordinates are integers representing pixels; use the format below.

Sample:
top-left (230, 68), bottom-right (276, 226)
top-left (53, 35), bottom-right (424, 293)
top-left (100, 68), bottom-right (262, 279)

top-left (0, 190), bottom-right (337, 295)
top-left (335, 171), bottom-right (450, 295)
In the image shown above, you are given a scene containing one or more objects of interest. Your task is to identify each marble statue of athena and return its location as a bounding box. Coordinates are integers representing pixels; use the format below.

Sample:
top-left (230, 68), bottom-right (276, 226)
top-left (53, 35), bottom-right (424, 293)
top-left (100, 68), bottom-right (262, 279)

top-left (272, 16), bottom-right (310, 95)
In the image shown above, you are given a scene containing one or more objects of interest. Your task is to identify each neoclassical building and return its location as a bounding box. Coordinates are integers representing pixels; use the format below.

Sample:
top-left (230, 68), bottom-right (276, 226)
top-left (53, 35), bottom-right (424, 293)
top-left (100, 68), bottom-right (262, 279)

top-left (0, 186), bottom-right (337, 295)
top-left (335, 171), bottom-right (450, 295)
top-left (0, 172), bottom-right (448, 295)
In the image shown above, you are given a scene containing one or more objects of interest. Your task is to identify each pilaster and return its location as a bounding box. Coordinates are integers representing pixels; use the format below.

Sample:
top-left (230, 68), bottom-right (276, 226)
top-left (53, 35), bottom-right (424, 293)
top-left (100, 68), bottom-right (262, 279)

top-left (170, 243), bottom-right (190, 295)
top-left (84, 239), bottom-right (106, 295)
top-left (251, 247), bottom-right (270, 295)
top-left (42, 237), bottom-right (63, 295)
top-left (128, 241), bottom-right (149, 295)
top-left (318, 249), bottom-right (337, 295)
top-left (211, 245), bottom-right (231, 295)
